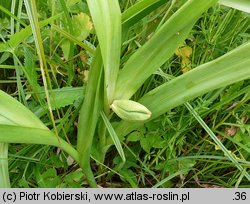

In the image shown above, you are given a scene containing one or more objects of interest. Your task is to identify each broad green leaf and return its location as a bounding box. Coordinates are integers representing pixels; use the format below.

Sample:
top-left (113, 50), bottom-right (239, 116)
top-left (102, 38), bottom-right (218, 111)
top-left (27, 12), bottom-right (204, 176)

top-left (0, 125), bottom-right (79, 163)
top-left (219, 0), bottom-right (250, 13)
top-left (35, 167), bottom-right (62, 188)
top-left (126, 131), bottom-right (143, 142)
top-left (163, 158), bottom-right (196, 175)
top-left (34, 87), bottom-right (85, 117)
top-left (0, 90), bottom-right (47, 129)
top-left (140, 41), bottom-right (250, 119)
top-left (72, 12), bottom-right (93, 41)
top-left (140, 133), bottom-right (165, 153)
top-left (116, 40), bottom-right (250, 138)
top-left (114, 0), bottom-right (218, 100)
top-left (49, 87), bottom-right (84, 109)
top-left (86, 0), bottom-right (121, 103)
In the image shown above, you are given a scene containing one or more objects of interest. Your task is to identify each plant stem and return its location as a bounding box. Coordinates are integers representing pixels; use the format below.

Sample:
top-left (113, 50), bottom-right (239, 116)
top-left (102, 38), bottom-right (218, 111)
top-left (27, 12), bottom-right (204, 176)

top-left (79, 159), bottom-right (97, 188)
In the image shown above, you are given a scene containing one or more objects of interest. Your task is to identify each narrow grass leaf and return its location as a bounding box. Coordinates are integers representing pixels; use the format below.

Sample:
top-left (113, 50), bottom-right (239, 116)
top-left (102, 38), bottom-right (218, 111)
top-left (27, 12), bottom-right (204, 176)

top-left (0, 143), bottom-right (10, 187)
top-left (59, 0), bottom-right (74, 84)
top-left (24, 0), bottom-right (59, 138)
top-left (115, 0), bottom-right (218, 100)
top-left (0, 14), bottom-right (62, 52)
top-left (122, 0), bottom-right (166, 28)
top-left (100, 111), bottom-right (126, 162)
top-left (153, 171), bottom-right (184, 188)
top-left (219, 0), bottom-right (250, 13)
top-left (52, 25), bottom-right (95, 54)
top-left (86, 0), bottom-right (121, 103)
top-left (184, 102), bottom-right (250, 181)
top-left (0, 4), bottom-right (27, 27)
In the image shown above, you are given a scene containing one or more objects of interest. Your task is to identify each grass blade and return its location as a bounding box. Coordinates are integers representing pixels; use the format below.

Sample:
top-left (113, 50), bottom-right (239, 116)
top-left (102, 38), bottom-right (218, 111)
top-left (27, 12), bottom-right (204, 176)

top-left (153, 171), bottom-right (184, 188)
top-left (122, 0), bottom-right (166, 28)
top-left (100, 111), bottom-right (125, 163)
top-left (52, 25), bottom-right (95, 54)
top-left (114, 0), bottom-right (218, 100)
top-left (86, 0), bottom-right (121, 104)
top-left (58, 0), bottom-right (74, 84)
top-left (0, 14), bottom-right (62, 52)
top-left (0, 4), bottom-right (26, 27)
top-left (184, 102), bottom-right (250, 181)
top-left (219, 0), bottom-right (250, 13)
top-left (24, 0), bottom-right (59, 138)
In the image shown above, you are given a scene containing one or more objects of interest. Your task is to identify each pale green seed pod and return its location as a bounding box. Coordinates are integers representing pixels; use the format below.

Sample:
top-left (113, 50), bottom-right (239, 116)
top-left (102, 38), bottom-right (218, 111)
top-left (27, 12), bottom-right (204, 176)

top-left (111, 100), bottom-right (152, 121)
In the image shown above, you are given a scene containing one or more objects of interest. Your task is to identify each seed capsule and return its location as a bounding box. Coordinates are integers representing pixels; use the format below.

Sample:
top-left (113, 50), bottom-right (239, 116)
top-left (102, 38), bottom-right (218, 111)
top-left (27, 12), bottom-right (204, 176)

top-left (111, 100), bottom-right (152, 121)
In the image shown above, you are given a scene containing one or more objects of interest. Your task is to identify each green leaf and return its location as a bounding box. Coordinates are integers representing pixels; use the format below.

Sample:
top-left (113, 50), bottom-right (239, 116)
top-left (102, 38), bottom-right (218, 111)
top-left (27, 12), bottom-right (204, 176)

top-left (140, 133), bottom-right (165, 153)
top-left (86, 0), bottom-right (121, 103)
top-left (115, 0), bottom-right (218, 100)
top-left (63, 171), bottom-right (84, 187)
top-left (127, 131), bottom-right (143, 142)
top-left (219, 0), bottom-right (250, 13)
top-left (52, 25), bottom-right (95, 54)
top-left (163, 159), bottom-right (196, 175)
top-left (77, 48), bottom-right (103, 187)
top-left (37, 168), bottom-right (61, 188)
top-left (0, 5), bottom-right (27, 27)
top-left (0, 14), bottom-right (62, 52)
top-left (23, 47), bottom-right (41, 95)
top-left (100, 111), bottom-right (126, 163)
top-left (0, 125), bottom-right (79, 163)
top-left (122, 0), bottom-right (166, 28)
top-left (139, 41), bottom-right (250, 120)
top-left (64, 171), bottom-right (84, 183)
top-left (49, 87), bottom-right (84, 110)
top-left (153, 171), bottom-right (185, 188)
top-left (0, 90), bottom-right (47, 129)
top-left (116, 40), bottom-right (250, 139)
top-left (61, 12), bottom-right (93, 59)
top-left (72, 12), bottom-right (93, 41)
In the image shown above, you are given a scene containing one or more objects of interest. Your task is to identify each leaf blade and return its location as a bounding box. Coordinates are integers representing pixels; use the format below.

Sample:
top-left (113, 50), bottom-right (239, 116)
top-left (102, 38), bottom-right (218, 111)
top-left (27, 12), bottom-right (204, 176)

top-left (115, 0), bottom-right (218, 100)
top-left (115, 41), bottom-right (250, 139)
top-left (100, 111), bottom-right (126, 162)
top-left (86, 0), bottom-right (121, 103)
top-left (219, 0), bottom-right (250, 13)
